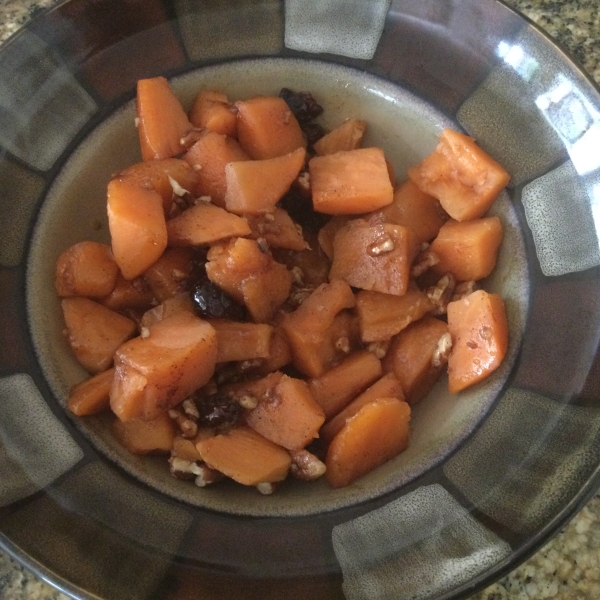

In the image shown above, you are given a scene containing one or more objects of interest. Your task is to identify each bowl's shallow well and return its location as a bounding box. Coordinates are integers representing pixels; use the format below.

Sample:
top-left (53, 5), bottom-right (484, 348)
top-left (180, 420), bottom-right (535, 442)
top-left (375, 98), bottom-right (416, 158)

top-left (2, 1), bottom-right (600, 599)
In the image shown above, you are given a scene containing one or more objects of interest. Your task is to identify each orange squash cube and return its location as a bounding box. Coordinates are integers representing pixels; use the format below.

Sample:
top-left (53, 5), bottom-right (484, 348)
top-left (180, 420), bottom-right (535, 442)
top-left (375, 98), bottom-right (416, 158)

top-left (430, 216), bottom-right (503, 282)
top-left (310, 147), bottom-right (394, 214)
top-left (113, 412), bottom-right (176, 455)
top-left (143, 247), bottom-right (196, 303)
top-left (189, 90), bottom-right (237, 138)
top-left (313, 118), bottom-right (366, 156)
top-left (235, 96), bottom-right (306, 159)
top-left (68, 368), bottom-right (115, 416)
top-left (100, 274), bottom-right (155, 312)
top-left (247, 208), bottom-right (308, 251)
top-left (408, 129), bottom-right (510, 222)
top-left (209, 319), bottom-right (273, 363)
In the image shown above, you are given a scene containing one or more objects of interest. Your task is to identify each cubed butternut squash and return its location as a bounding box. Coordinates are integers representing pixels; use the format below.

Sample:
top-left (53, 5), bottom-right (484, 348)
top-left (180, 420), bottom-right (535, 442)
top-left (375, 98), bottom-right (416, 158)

top-left (67, 368), bottom-right (115, 416)
top-left (383, 316), bottom-right (449, 404)
top-left (107, 178), bottom-right (168, 280)
top-left (113, 411), bottom-right (176, 455)
top-left (100, 274), bottom-right (155, 312)
top-left (143, 247), bottom-right (196, 303)
top-left (320, 373), bottom-right (404, 444)
top-left (329, 219), bottom-right (418, 296)
top-left (110, 311), bottom-right (218, 421)
top-left (310, 147), bottom-right (394, 214)
top-left (366, 179), bottom-right (448, 245)
top-left (326, 397), bottom-right (411, 488)
top-left (136, 77), bottom-right (192, 161)
top-left (447, 290), bottom-right (508, 393)
top-left (167, 202), bottom-right (251, 246)
top-left (317, 216), bottom-right (349, 260)
top-left (245, 375), bottom-right (325, 450)
top-left (196, 426), bottom-right (291, 485)
top-left (189, 90), bottom-right (237, 138)
top-left (235, 96), bottom-right (306, 159)
top-left (224, 147), bottom-right (306, 215)
top-left (308, 350), bottom-right (383, 419)
top-left (61, 297), bottom-right (137, 374)
top-left (408, 129), bottom-right (510, 222)
top-left (118, 158), bottom-right (202, 214)
top-left (313, 118), bottom-right (366, 156)
top-left (247, 208), bottom-right (308, 251)
top-left (430, 216), bottom-right (503, 282)
top-left (140, 292), bottom-right (195, 330)
top-left (55, 241), bottom-right (119, 298)
top-left (209, 319), bottom-right (273, 363)
top-left (355, 287), bottom-right (434, 342)
top-left (184, 131), bottom-right (250, 207)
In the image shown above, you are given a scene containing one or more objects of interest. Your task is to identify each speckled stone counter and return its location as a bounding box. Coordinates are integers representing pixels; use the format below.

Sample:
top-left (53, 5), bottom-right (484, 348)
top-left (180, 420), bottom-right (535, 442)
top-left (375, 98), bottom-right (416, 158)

top-left (0, 1), bottom-right (599, 599)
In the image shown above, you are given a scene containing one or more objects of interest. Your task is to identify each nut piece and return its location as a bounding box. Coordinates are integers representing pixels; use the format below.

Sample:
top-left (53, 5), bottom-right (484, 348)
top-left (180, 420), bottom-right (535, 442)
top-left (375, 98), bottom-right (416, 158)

top-left (411, 246), bottom-right (440, 278)
top-left (194, 463), bottom-right (223, 487)
top-left (169, 456), bottom-right (203, 480)
top-left (335, 336), bottom-right (351, 354)
top-left (368, 236), bottom-right (395, 256)
top-left (290, 449), bottom-right (327, 481)
top-left (426, 273), bottom-right (456, 316)
top-left (168, 405), bottom-right (198, 439)
top-left (296, 170), bottom-right (311, 195)
top-left (256, 482), bottom-right (278, 495)
top-left (432, 332), bottom-right (453, 368)
top-left (238, 394), bottom-right (259, 410)
top-left (367, 340), bottom-right (390, 360)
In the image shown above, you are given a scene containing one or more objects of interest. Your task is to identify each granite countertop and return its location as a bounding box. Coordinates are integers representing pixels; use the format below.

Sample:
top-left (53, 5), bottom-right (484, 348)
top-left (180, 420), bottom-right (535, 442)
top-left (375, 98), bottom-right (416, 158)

top-left (1, 0), bottom-right (599, 599)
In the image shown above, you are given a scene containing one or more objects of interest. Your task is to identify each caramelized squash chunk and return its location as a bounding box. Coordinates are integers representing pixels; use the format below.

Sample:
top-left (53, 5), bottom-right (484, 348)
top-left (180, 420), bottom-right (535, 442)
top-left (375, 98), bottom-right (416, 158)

top-left (136, 76), bottom-right (192, 161)
top-left (62, 297), bottom-right (137, 374)
top-left (313, 118), bottom-right (366, 156)
top-left (236, 96), bottom-right (306, 159)
top-left (310, 147), bottom-right (394, 214)
top-left (100, 274), bottom-right (155, 312)
top-left (143, 247), bottom-right (196, 303)
top-left (197, 426), bottom-right (291, 485)
top-left (247, 208), bottom-right (308, 251)
top-left (447, 290), bottom-right (508, 393)
top-left (326, 398), bottom-right (411, 488)
top-left (189, 89), bottom-right (237, 138)
top-left (209, 319), bottom-right (273, 363)
top-left (224, 147), bottom-right (306, 215)
top-left (329, 219), bottom-right (418, 296)
top-left (68, 368), bottom-right (114, 416)
top-left (110, 311), bottom-right (218, 421)
top-left (245, 375), bottom-right (325, 451)
top-left (430, 216), bottom-right (503, 282)
top-left (408, 129), bottom-right (510, 222)
top-left (107, 178), bottom-right (168, 280)
top-left (184, 131), bottom-right (250, 207)
top-left (113, 412), bottom-right (176, 455)
top-left (55, 241), bottom-right (119, 298)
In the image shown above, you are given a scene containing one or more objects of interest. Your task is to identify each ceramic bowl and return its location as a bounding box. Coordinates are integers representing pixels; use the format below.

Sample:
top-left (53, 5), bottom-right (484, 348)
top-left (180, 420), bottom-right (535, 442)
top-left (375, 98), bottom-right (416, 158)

top-left (1, 1), bottom-right (600, 599)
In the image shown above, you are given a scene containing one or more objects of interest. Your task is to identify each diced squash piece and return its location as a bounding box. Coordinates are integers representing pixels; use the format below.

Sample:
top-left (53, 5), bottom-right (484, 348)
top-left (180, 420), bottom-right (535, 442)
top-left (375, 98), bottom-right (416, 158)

top-left (430, 217), bottom-right (503, 282)
top-left (184, 131), bottom-right (249, 207)
top-left (280, 280), bottom-right (356, 377)
top-left (308, 350), bottom-right (383, 419)
top-left (447, 290), bottom-right (508, 393)
top-left (317, 216), bottom-right (349, 260)
top-left (107, 178), bottom-right (168, 280)
top-left (247, 208), bottom-right (308, 251)
top-left (55, 241), bottom-right (119, 298)
top-left (313, 118), bottom-right (366, 156)
top-left (326, 398), bottom-right (411, 488)
top-left (206, 238), bottom-right (292, 322)
top-left (167, 203), bottom-right (251, 246)
top-left (224, 147), bottom-right (306, 215)
top-left (366, 180), bottom-right (448, 245)
top-left (67, 368), bottom-right (114, 416)
top-left (209, 319), bottom-right (273, 363)
top-left (255, 323), bottom-right (293, 375)
top-left (113, 412), bottom-right (176, 455)
top-left (118, 158), bottom-right (202, 214)
top-left (143, 247), bottom-right (196, 303)
top-left (408, 129), bottom-right (510, 222)
top-left (140, 292), bottom-right (195, 330)
top-left (320, 373), bottom-right (404, 444)
top-left (329, 219), bottom-right (418, 296)
top-left (172, 434), bottom-right (204, 462)
top-left (189, 90), bottom-right (237, 138)
top-left (383, 316), bottom-right (449, 404)
top-left (100, 274), bottom-right (155, 311)
top-left (61, 298), bottom-right (137, 374)
top-left (136, 76), bottom-right (192, 161)
top-left (196, 426), bottom-right (291, 485)
top-left (110, 311), bottom-right (218, 421)
top-left (236, 96), bottom-right (306, 159)
top-left (310, 148), bottom-right (394, 214)
top-left (355, 287), bottom-right (434, 342)
top-left (245, 375), bottom-right (325, 450)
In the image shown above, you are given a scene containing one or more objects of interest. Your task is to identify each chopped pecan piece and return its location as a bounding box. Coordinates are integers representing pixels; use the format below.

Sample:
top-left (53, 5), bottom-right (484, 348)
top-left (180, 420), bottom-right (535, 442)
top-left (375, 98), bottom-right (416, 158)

top-left (289, 449), bottom-right (327, 481)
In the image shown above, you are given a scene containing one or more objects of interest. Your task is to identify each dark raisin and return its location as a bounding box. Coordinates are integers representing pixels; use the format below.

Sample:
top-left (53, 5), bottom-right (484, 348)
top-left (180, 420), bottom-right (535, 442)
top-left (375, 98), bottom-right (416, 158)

top-left (196, 393), bottom-right (242, 429)
top-left (303, 122), bottom-right (326, 148)
top-left (191, 278), bottom-right (246, 320)
top-left (279, 88), bottom-right (324, 124)
top-left (278, 188), bottom-right (329, 235)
